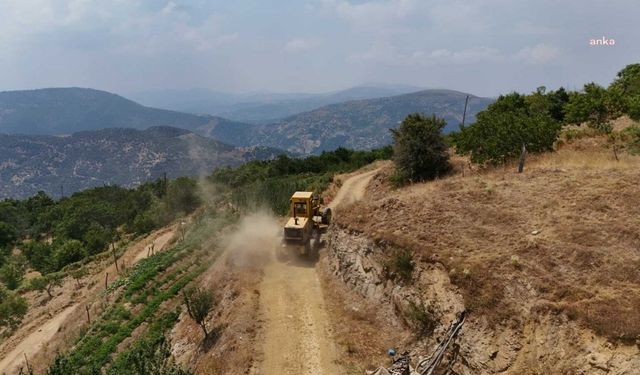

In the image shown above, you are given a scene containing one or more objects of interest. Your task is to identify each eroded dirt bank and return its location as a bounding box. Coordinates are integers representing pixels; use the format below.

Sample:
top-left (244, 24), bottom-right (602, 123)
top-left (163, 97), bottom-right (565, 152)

top-left (318, 157), bottom-right (640, 374)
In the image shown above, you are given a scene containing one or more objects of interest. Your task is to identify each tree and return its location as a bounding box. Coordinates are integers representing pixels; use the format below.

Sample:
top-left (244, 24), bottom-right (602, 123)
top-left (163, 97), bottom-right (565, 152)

top-left (183, 286), bottom-right (215, 339)
top-left (22, 241), bottom-right (54, 274)
top-left (0, 286), bottom-right (28, 329)
top-left (133, 211), bottom-right (156, 235)
top-left (166, 178), bottom-right (201, 216)
top-left (546, 87), bottom-right (570, 122)
top-left (627, 96), bottom-right (640, 121)
top-left (565, 83), bottom-right (623, 132)
top-left (390, 113), bottom-right (450, 182)
top-left (609, 63), bottom-right (640, 96)
top-left (83, 223), bottom-right (112, 255)
top-left (0, 221), bottom-right (17, 249)
top-left (29, 274), bottom-right (63, 298)
top-left (0, 256), bottom-right (26, 290)
top-left (454, 92), bottom-right (561, 165)
top-left (53, 239), bottom-right (87, 271)
top-left (71, 266), bottom-right (88, 288)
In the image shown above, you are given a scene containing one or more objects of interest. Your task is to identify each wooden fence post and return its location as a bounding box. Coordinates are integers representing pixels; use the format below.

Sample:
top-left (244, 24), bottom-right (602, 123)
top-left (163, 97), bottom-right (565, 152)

top-left (112, 243), bottom-right (119, 273)
top-left (518, 143), bottom-right (527, 173)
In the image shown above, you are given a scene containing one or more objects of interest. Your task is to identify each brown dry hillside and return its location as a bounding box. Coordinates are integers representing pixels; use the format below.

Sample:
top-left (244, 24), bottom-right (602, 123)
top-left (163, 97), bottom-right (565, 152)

top-left (327, 127), bottom-right (640, 372)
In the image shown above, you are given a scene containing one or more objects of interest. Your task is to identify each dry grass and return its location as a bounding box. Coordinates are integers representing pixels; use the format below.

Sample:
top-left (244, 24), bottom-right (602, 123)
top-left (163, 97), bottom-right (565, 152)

top-left (335, 143), bottom-right (640, 342)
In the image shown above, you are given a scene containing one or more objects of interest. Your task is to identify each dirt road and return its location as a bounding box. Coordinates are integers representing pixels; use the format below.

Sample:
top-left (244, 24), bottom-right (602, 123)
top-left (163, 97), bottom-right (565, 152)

top-left (329, 169), bottom-right (379, 209)
top-left (0, 305), bottom-right (76, 373)
top-left (257, 169), bottom-right (378, 375)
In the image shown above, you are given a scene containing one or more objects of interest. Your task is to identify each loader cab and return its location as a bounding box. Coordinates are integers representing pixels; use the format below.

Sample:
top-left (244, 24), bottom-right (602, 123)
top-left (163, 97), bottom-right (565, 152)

top-left (290, 191), bottom-right (313, 219)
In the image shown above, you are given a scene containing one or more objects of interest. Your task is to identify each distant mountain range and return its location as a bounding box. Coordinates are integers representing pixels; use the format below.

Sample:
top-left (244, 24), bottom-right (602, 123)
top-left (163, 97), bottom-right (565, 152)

top-left (199, 89), bottom-right (493, 154)
top-left (0, 87), bottom-right (493, 155)
top-left (0, 87), bottom-right (239, 135)
top-left (128, 84), bottom-right (426, 123)
top-left (0, 126), bottom-right (282, 199)
top-left (0, 87), bottom-right (493, 196)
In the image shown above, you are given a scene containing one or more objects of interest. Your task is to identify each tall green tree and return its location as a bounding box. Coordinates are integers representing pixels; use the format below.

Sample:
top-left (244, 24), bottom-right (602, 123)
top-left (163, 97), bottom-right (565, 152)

top-left (391, 113), bottom-right (450, 182)
top-left (609, 63), bottom-right (640, 96)
top-left (609, 63), bottom-right (640, 120)
top-left (565, 83), bottom-right (623, 132)
top-left (53, 239), bottom-right (87, 271)
top-left (454, 92), bottom-right (561, 165)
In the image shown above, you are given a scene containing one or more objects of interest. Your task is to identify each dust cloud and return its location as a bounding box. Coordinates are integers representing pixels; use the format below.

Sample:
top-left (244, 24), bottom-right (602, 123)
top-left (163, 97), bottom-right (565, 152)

top-left (224, 212), bottom-right (281, 268)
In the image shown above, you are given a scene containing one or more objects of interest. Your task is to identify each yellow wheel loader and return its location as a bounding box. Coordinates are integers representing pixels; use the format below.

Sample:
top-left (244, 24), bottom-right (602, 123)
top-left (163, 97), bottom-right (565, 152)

top-left (279, 191), bottom-right (331, 258)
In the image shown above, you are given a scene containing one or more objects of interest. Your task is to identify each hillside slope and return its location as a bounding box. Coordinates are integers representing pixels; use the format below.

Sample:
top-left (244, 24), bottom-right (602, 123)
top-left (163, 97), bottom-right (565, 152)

top-left (320, 134), bottom-right (640, 373)
top-left (0, 87), bottom-right (243, 135)
top-left (0, 126), bottom-right (280, 198)
top-left (225, 89), bottom-right (493, 154)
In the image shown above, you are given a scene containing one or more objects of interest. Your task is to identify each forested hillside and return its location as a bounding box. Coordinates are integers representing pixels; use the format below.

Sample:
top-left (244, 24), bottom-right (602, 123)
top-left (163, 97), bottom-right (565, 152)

top-left (0, 126), bottom-right (282, 199)
top-left (210, 89), bottom-right (492, 154)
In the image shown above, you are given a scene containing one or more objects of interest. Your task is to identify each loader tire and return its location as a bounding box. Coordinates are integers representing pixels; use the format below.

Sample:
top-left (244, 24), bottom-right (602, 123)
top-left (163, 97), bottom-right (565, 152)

top-left (321, 207), bottom-right (332, 225)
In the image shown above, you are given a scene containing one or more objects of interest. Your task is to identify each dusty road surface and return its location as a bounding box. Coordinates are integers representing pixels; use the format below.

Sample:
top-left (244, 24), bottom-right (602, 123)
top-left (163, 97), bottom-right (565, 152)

top-left (329, 169), bottom-right (379, 209)
top-left (257, 169), bottom-right (378, 375)
top-left (133, 229), bottom-right (176, 263)
top-left (259, 259), bottom-right (340, 374)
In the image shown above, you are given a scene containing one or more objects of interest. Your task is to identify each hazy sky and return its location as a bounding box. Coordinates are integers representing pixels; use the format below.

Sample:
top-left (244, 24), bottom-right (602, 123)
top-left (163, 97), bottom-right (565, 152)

top-left (1, 0), bottom-right (638, 97)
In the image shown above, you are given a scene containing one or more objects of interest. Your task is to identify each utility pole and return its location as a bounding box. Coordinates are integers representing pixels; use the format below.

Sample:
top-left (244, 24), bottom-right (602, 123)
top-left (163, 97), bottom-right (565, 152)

top-left (60, 184), bottom-right (64, 199)
top-left (163, 172), bottom-right (168, 195)
top-left (461, 95), bottom-right (470, 127)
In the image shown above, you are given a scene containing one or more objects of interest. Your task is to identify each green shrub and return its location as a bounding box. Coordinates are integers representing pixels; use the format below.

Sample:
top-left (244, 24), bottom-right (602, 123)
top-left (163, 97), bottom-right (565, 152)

top-left (0, 255), bottom-right (26, 290)
top-left (385, 249), bottom-right (414, 283)
top-left (0, 221), bottom-right (17, 249)
top-left (53, 239), bottom-right (87, 271)
top-left (626, 96), bottom-right (640, 121)
top-left (621, 125), bottom-right (640, 154)
top-left (22, 241), bottom-right (54, 274)
top-left (183, 286), bottom-right (215, 338)
top-left (405, 301), bottom-right (439, 338)
top-left (83, 223), bottom-right (113, 255)
top-left (133, 211), bottom-right (156, 235)
top-left (391, 113), bottom-right (450, 182)
top-left (0, 286), bottom-right (28, 329)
